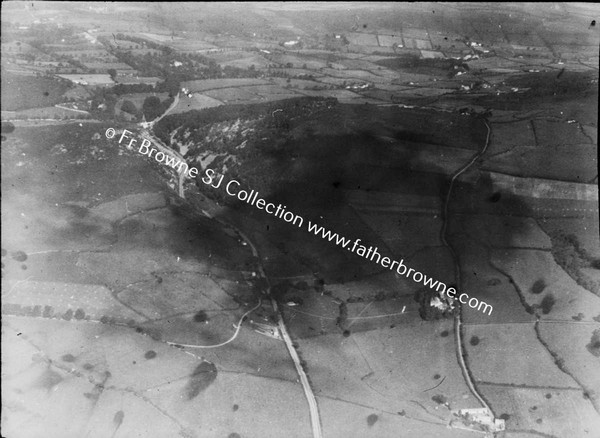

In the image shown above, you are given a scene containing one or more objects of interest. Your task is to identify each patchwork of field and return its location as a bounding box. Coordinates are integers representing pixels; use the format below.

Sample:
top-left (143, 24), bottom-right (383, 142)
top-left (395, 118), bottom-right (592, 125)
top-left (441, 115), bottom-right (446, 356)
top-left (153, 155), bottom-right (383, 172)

top-left (2, 3), bottom-right (599, 437)
top-left (2, 121), bottom-right (316, 437)
top-left (491, 249), bottom-right (600, 322)
top-left (481, 144), bottom-right (598, 182)
top-left (463, 323), bottom-right (579, 387)
top-left (2, 316), bottom-right (312, 438)
top-left (295, 318), bottom-right (480, 425)
top-left (479, 385), bottom-right (600, 436)
top-left (317, 396), bottom-right (478, 438)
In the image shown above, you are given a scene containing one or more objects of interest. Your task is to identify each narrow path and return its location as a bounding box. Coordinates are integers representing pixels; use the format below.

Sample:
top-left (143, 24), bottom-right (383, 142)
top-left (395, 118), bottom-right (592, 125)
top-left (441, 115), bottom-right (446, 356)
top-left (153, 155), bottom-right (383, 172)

top-left (164, 299), bottom-right (262, 349)
top-left (440, 119), bottom-right (493, 414)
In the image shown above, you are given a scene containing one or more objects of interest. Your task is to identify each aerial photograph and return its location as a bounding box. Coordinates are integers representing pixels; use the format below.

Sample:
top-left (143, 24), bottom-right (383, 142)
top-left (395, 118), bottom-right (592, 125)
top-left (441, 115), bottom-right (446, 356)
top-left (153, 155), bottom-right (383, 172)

top-left (1, 2), bottom-right (599, 437)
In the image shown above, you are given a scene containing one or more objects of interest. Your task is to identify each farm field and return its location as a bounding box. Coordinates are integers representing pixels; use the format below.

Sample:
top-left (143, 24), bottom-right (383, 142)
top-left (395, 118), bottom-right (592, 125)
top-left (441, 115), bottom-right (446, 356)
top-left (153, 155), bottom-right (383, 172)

top-left (181, 78), bottom-right (270, 92)
top-left (463, 323), bottom-right (579, 387)
top-left (2, 2), bottom-right (599, 437)
top-left (490, 249), bottom-right (600, 322)
top-left (4, 106), bottom-right (89, 120)
top-left (1, 73), bottom-right (72, 111)
top-left (57, 74), bottom-right (114, 85)
top-left (294, 319), bottom-right (479, 418)
top-left (479, 385), bottom-right (600, 436)
top-left (171, 93), bottom-right (224, 113)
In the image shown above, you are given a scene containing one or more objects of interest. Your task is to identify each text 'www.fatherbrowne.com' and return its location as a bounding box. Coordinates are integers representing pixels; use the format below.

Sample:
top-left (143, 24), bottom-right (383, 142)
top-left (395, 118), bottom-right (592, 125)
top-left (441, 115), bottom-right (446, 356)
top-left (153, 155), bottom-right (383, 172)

top-left (106, 127), bottom-right (492, 316)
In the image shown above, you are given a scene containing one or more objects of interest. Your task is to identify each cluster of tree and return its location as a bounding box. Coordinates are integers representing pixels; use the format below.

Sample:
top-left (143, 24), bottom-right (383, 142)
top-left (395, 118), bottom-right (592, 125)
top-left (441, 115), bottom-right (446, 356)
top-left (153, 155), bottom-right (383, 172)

top-left (89, 87), bottom-right (118, 120)
top-left (155, 96), bottom-right (336, 145)
top-left (107, 45), bottom-right (260, 82)
top-left (120, 99), bottom-right (138, 116)
top-left (26, 22), bottom-right (81, 45)
top-left (549, 231), bottom-right (600, 296)
top-left (414, 287), bottom-right (454, 321)
top-left (103, 46), bottom-right (263, 98)
top-left (1, 303), bottom-right (86, 320)
top-left (142, 95), bottom-right (173, 121)
top-left (112, 33), bottom-right (167, 51)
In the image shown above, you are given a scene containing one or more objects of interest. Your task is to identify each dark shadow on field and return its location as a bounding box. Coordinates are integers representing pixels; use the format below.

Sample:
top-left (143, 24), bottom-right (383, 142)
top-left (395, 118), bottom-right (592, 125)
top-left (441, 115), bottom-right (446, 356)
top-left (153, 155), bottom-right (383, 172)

top-left (184, 362), bottom-right (217, 400)
top-left (190, 103), bottom-right (491, 310)
top-left (114, 201), bottom-right (255, 270)
top-left (218, 129), bottom-right (453, 285)
top-left (447, 172), bottom-right (537, 248)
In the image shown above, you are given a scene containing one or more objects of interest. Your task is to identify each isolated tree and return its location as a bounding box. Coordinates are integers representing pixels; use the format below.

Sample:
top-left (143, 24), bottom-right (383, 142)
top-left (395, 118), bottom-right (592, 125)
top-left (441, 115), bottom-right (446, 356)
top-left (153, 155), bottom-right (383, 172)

top-left (120, 99), bottom-right (138, 115)
top-left (193, 310), bottom-right (209, 323)
top-left (1, 121), bottom-right (15, 134)
top-left (367, 414), bottom-right (379, 426)
top-left (107, 68), bottom-right (117, 80)
top-left (531, 279), bottom-right (546, 294)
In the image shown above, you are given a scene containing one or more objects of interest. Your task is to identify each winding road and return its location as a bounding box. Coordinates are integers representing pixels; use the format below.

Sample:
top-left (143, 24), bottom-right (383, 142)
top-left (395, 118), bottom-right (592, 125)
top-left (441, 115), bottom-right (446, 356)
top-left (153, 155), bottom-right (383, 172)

top-left (440, 119), bottom-right (494, 416)
top-left (142, 102), bottom-right (323, 436)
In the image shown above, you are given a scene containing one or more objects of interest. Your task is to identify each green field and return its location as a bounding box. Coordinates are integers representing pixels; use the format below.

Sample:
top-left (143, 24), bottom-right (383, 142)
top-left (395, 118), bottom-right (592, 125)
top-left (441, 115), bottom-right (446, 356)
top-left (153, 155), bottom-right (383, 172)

top-left (1, 73), bottom-right (71, 111)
